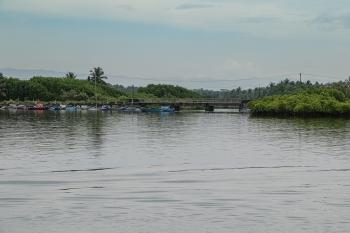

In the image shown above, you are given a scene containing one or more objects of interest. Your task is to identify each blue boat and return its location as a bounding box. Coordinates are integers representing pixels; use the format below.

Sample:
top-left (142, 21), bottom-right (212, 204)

top-left (142, 106), bottom-right (175, 113)
top-left (66, 105), bottom-right (77, 112)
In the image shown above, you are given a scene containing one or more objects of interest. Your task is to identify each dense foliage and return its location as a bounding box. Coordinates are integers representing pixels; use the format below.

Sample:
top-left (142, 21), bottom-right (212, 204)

top-left (137, 84), bottom-right (203, 99)
top-left (195, 79), bottom-right (319, 100)
top-left (0, 76), bottom-right (126, 102)
top-left (250, 88), bottom-right (350, 116)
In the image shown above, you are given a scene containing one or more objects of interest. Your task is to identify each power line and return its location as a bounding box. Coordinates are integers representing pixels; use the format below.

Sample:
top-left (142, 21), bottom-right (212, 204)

top-left (103, 72), bottom-right (299, 83)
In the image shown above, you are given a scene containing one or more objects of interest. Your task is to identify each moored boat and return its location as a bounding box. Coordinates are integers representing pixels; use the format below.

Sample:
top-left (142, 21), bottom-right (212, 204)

top-left (101, 105), bottom-right (111, 111)
top-left (66, 105), bottom-right (77, 112)
top-left (88, 106), bottom-right (98, 111)
top-left (142, 106), bottom-right (175, 113)
top-left (49, 104), bottom-right (61, 111)
top-left (34, 103), bottom-right (46, 110)
top-left (119, 106), bottom-right (142, 113)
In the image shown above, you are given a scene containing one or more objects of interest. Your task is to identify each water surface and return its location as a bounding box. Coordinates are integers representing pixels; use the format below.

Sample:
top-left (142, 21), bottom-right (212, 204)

top-left (1, 110), bottom-right (350, 233)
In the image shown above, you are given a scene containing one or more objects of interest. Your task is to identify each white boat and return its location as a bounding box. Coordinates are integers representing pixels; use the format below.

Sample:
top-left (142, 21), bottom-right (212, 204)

top-left (88, 106), bottom-right (98, 111)
top-left (8, 104), bottom-right (17, 109)
top-left (80, 105), bottom-right (89, 110)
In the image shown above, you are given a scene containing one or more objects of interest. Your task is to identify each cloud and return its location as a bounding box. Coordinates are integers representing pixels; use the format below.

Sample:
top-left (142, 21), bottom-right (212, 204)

top-left (175, 4), bottom-right (216, 10)
top-left (115, 4), bottom-right (134, 11)
top-left (1, 0), bottom-right (347, 38)
top-left (217, 58), bottom-right (258, 76)
top-left (311, 13), bottom-right (350, 30)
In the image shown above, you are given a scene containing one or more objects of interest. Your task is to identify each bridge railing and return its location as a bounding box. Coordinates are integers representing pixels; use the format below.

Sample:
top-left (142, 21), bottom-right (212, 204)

top-left (134, 98), bottom-right (244, 104)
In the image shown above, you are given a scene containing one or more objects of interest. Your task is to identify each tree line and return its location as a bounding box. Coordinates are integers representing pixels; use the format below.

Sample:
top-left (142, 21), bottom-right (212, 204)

top-left (0, 67), bottom-right (124, 102)
top-left (249, 79), bottom-right (350, 116)
top-left (0, 67), bottom-right (203, 102)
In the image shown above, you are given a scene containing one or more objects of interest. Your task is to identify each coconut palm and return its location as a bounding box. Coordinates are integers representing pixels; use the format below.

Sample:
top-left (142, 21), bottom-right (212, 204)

top-left (88, 67), bottom-right (108, 84)
top-left (65, 72), bottom-right (77, 79)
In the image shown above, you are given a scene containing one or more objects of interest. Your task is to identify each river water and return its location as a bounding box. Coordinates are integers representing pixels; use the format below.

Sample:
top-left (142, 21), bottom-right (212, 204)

top-left (0, 110), bottom-right (350, 233)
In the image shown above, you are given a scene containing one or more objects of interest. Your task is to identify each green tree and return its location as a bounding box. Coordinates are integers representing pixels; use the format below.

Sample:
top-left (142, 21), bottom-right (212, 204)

top-left (0, 74), bottom-right (6, 100)
top-left (88, 67), bottom-right (108, 84)
top-left (65, 72), bottom-right (77, 79)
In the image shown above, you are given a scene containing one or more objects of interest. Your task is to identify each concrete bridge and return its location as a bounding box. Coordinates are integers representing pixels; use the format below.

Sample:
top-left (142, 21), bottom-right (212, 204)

top-left (120, 99), bottom-right (251, 112)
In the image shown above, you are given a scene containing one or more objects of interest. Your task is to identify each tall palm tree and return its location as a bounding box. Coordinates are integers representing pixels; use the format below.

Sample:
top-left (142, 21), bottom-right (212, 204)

top-left (88, 67), bottom-right (108, 84)
top-left (65, 72), bottom-right (77, 79)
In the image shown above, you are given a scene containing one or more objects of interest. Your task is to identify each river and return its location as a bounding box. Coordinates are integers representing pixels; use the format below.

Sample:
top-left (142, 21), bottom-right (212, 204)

top-left (1, 110), bottom-right (350, 233)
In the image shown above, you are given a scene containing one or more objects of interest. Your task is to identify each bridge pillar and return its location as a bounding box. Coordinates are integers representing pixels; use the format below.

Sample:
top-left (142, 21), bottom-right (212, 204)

top-left (205, 104), bottom-right (214, 112)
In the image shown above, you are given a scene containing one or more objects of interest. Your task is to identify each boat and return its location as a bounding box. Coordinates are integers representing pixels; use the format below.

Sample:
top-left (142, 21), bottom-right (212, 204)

top-left (17, 105), bottom-right (26, 110)
top-left (88, 106), bottom-right (98, 111)
top-left (34, 103), bottom-right (46, 110)
top-left (160, 106), bottom-right (175, 112)
top-left (80, 105), bottom-right (89, 110)
top-left (49, 104), bottom-right (61, 111)
top-left (66, 105), bottom-right (77, 112)
top-left (119, 106), bottom-right (142, 113)
top-left (142, 106), bottom-right (175, 113)
top-left (101, 105), bottom-right (111, 111)
top-left (8, 104), bottom-right (18, 109)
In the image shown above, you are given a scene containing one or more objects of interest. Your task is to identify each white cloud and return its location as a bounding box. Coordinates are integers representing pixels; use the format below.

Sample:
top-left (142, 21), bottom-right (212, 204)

top-left (0, 0), bottom-right (312, 35)
top-left (216, 58), bottom-right (259, 77)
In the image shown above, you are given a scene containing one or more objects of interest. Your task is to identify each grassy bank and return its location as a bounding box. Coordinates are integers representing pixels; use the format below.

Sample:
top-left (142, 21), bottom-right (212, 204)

top-left (249, 88), bottom-right (350, 116)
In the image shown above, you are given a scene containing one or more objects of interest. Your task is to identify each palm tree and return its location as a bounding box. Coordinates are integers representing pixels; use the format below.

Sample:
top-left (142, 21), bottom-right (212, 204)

top-left (65, 72), bottom-right (77, 79)
top-left (88, 67), bottom-right (108, 84)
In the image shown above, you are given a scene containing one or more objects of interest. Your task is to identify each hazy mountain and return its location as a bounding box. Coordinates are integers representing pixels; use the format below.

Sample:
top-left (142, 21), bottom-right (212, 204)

top-left (0, 68), bottom-right (68, 79)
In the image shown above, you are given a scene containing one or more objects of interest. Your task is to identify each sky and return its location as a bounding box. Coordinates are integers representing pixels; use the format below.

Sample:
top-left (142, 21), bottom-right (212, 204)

top-left (0, 0), bottom-right (350, 89)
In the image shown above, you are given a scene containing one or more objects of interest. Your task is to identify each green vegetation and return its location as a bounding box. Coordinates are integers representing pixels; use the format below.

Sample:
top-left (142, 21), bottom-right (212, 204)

top-left (196, 79), bottom-right (318, 100)
top-left (250, 87), bottom-right (350, 116)
top-left (3, 65), bottom-right (350, 117)
top-left (138, 84), bottom-right (202, 99)
top-left (0, 68), bottom-right (203, 103)
top-left (0, 74), bottom-right (126, 103)
top-left (88, 67), bottom-right (108, 84)
top-left (65, 72), bottom-right (77, 79)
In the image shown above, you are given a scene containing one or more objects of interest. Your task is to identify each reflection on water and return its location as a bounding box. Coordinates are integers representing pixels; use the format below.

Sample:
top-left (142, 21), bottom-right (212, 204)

top-left (1, 111), bottom-right (350, 233)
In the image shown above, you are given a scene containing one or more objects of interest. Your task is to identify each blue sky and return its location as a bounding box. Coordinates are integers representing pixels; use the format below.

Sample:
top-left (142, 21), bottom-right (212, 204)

top-left (1, 0), bottom-right (350, 88)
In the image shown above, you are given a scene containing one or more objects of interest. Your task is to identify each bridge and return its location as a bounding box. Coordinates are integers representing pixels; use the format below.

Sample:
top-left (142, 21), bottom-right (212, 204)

top-left (119, 99), bottom-right (251, 112)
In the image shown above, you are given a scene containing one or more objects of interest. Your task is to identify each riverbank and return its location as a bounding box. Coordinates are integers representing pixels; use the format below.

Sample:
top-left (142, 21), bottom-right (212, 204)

top-left (249, 88), bottom-right (350, 116)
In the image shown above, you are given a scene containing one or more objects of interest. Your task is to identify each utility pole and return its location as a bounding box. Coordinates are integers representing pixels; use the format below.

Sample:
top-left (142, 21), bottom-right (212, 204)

top-left (131, 85), bottom-right (134, 107)
top-left (95, 76), bottom-right (97, 109)
top-left (299, 73), bottom-right (302, 83)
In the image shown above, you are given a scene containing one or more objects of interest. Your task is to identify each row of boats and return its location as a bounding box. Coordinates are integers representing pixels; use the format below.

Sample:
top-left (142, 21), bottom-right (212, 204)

top-left (0, 104), bottom-right (176, 113)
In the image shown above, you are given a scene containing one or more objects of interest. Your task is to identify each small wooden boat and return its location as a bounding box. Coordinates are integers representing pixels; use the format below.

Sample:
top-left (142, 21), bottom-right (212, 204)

top-left (34, 103), bottom-right (46, 110)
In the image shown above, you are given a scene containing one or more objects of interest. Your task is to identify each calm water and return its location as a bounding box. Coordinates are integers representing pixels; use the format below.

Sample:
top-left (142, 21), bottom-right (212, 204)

top-left (1, 110), bottom-right (350, 233)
